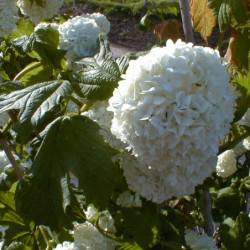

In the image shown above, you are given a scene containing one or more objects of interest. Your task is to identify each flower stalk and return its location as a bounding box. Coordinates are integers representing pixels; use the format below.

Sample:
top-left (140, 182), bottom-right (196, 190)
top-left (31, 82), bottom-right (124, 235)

top-left (202, 189), bottom-right (214, 237)
top-left (0, 131), bottom-right (24, 179)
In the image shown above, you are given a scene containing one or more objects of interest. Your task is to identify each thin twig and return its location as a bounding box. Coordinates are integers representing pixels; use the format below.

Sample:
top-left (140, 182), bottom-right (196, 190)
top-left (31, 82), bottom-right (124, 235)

top-left (179, 0), bottom-right (195, 43)
top-left (0, 131), bottom-right (24, 179)
top-left (246, 169), bottom-right (250, 214)
top-left (202, 189), bottom-right (214, 237)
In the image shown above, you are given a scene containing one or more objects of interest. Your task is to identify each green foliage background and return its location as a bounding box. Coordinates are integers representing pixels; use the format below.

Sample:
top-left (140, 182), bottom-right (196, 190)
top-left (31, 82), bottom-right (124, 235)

top-left (0, 0), bottom-right (249, 249)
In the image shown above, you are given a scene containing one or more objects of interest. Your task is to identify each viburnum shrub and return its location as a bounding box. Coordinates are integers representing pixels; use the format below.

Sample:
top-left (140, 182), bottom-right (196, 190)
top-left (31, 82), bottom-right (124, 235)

top-left (0, 0), bottom-right (249, 249)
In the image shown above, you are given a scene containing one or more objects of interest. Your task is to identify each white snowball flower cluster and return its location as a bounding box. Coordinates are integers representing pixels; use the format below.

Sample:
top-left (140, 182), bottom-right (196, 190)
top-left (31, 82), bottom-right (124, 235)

top-left (58, 15), bottom-right (110, 60)
top-left (0, 151), bottom-right (11, 173)
top-left (108, 39), bottom-right (236, 202)
top-left (243, 136), bottom-right (250, 151)
top-left (116, 191), bottom-right (142, 207)
top-left (81, 13), bottom-right (111, 34)
top-left (184, 229), bottom-right (218, 250)
top-left (82, 101), bottom-right (126, 150)
top-left (34, 22), bottom-right (59, 32)
top-left (0, 112), bottom-right (10, 127)
top-left (74, 206), bottom-right (116, 250)
top-left (53, 241), bottom-right (76, 250)
top-left (216, 149), bottom-right (237, 178)
top-left (0, 0), bottom-right (18, 37)
top-left (17, 0), bottom-right (64, 20)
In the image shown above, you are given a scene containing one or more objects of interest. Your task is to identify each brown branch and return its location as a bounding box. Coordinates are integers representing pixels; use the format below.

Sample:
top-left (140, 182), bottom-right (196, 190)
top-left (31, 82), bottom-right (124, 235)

top-left (179, 0), bottom-right (195, 43)
top-left (202, 189), bottom-right (214, 237)
top-left (0, 131), bottom-right (24, 179)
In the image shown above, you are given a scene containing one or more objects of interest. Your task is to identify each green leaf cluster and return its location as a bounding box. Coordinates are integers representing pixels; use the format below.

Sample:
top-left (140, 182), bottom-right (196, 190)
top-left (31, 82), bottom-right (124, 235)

top-left (207, 0), bottom-right (247, 32)
top-left (0, 6), bottom-right (250, 250)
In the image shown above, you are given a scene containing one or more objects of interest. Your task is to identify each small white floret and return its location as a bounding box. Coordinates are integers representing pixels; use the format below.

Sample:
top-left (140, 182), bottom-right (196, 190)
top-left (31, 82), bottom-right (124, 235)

top-left (17, 0), bottom-right (64, 20)
top-left (216, 149), bottom-right (237, 178)
top-left (185, 229), bottom-right (218, 250)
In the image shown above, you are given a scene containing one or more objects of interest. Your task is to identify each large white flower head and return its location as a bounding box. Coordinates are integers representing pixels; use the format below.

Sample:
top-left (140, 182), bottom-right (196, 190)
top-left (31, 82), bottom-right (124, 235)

top-left (81, 13), bottom-right (110, 34)
top-left (0, 0), bottom-right (18, 37)
top-left (108, 40), bottom-right (236, 202)
top-left (185, 229), bottom-right (218, 250)
top-left (58, 16), bottom-right (103, 60)
top-left (17, 0), bottom-right (64, 20)
top-left (74, 206), bottom-right (116, 250)
top-left (216, 149), bottom-right (237, 178)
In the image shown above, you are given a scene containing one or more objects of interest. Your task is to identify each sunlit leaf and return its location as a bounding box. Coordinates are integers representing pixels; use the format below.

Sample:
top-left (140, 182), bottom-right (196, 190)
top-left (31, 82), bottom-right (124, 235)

top-left (208, 0), bottom-right (247, 32)
top-left (10, 19), bottom-right (35, 39)
top-left (16, 62), bottom-right (53, 86)
top-left (7, 242), bottom-right (33, 250)
top-left (28, 25), bottom-right (65, 68)
top-left (0, 80), bottom-right (72, 141)
top-left (116, 240), bottom-right (143, 250)
top-left (70, 37), bottom-right (120, 100)
top-left (190, 0), bottom-right (216, 42)
top-left (153, 19), bottom-right (182, 42)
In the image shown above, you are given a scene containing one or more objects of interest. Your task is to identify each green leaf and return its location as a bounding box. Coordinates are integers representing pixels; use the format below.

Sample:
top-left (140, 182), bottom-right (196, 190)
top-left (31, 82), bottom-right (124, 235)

top-left (0, 184), bottom-right (37, 248)
top-left (159, 207), bottom-right (185, 246)
top-left (211, 186), bottom-right (244, 221)
top-left (207, 0), bottom-right (247, 32)
top-left (0, 186), bottom-right (25, 227)
top-left (28, 25), bottom-right (65, 68)
top-left (190, 0), bottom-right (217, 42)
top-left (116, 53), bottom-right (139, 75)
top-left (11, 36), bottom-right (31, 54)
top-left (4, 225), bottom-right (37, 248)
top-left (7, 242), bottom-right (33, 250)
top-left (232, 72), bottom-right (250, 122)
top-left (16, 115), bottom-right (125, 230)
top-left (122, 204), bottom-right (160, 248)
top-left (229, 28), bottom-right (250, 71)
top-left (10, 19), bottom-right (35, 39)
top-left (139, 12), bottom-right (158, 33)
top-left (116, 240), bottom-right (143, 250)
top-left (70, 37), bottom-right (121, 100)
top-left (0, 80), bottom-right (72, 141)
top-left (33, 0), bottom-right (45, 7)
top-left (0, 81), bottom-right (25, 95)
top-left (220, 212), bottom-right (250, 249)
top-left (0, 165), bottom-right (19, 192)
top-left (15, 62), bottom-right (53, 87)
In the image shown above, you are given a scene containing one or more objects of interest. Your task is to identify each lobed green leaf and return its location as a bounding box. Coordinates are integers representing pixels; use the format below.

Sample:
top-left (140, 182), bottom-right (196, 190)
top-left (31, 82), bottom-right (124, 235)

top-left (70, 38), bottom-right (121, 100)
top-left (220, 212), bottom-right (250, 249)
top-left (0, 80), bottom-right (72, 141)
top-left (16, 115), bottom-right (125, 230)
